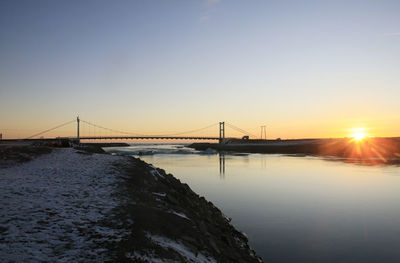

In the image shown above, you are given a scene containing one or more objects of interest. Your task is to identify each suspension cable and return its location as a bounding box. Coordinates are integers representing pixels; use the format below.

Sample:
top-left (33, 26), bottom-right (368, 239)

top-left (80, 120), bottom-right (147, 136)
top-left (81, 119), bottom-right (219, 137)
top-left (157, 122), bottom-right (219, 136)
top-left (225, 122), bottom-right (257, 138)
top-left (25, 120), bottom-right (76, 139)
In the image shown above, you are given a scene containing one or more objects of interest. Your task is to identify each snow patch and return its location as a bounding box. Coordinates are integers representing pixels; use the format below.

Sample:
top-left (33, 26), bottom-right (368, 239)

top-left (148, 234), bottom-right (217, 263)
top-left (149, 165), bottom-right (165, 179)
top-left (153, 192), bottom-right (167, 197)
top-left (168, 210), bottom-right (190, 220)
top-left (222, 212), bottom-right (232, 222)
top-left (0, 148), bottom-right (130, 262)
top-left (125, 251), bottom-right (171, 263)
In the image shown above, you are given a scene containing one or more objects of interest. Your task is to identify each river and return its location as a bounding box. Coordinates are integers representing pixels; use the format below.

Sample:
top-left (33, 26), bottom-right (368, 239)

top-left (105, 144), bottom-right (400, 262)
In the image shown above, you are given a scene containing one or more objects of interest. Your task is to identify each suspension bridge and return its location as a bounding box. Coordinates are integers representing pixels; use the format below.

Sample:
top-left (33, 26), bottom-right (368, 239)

top-left (2, 117), bottom-right (258, 144)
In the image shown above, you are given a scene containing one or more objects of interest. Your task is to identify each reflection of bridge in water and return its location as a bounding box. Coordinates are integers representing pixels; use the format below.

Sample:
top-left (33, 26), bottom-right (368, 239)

top-left (219, 153), bottom-right (225, 178)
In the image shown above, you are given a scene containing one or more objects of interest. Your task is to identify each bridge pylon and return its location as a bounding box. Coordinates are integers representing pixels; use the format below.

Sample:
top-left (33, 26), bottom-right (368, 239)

top-left (77, 116), bottom-right (80, 143)
top-left (219, 122), bottom-right (225, 144)
top-left (260, 125), bottom-right (266, 140)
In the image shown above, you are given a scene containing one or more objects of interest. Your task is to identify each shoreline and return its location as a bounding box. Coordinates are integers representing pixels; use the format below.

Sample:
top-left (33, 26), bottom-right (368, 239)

top-left (0, 144), bottom-right (263, 262)
top-left (188, 137), bottom-right (400, 164)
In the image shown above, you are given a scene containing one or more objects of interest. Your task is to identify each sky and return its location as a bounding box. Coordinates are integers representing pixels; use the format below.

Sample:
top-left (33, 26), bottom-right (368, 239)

top-left (1, 0), bottom-right (399, 139)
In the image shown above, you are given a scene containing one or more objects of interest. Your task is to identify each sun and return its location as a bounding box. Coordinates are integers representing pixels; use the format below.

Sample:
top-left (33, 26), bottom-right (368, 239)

top-left (351, 128), bottom-right (368, 142)
top-left (352, 132), bottom-right (367, 141)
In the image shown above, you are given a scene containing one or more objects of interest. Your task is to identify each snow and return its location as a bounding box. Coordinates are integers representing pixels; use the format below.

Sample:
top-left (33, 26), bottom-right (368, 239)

top-left (167, 210), bottom-right (190, 220)
top-left (153, 192), bottom-right (167, 197)
top-left (148, 234), bottom-right (216, 263)
top-left (0, 148), bottom-right (130, 262)
top-left (222, 212), bottom-right (232, 222)
top-left (149, 165), bottom-right (165, 178)
top-left (125, 234), bottom-right (217, 263)
top-left (125, 252), bottom-right (167, 263)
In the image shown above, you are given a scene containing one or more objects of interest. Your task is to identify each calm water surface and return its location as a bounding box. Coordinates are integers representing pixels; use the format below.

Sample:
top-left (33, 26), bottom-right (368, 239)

top-left (107, 144), bottom-right (400, 262)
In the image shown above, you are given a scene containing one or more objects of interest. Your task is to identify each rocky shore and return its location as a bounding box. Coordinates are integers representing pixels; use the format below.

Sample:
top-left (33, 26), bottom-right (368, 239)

top-left (82, 142), bottom-right (130, 148)
top-left (0, 144), bottom-right (262, 262)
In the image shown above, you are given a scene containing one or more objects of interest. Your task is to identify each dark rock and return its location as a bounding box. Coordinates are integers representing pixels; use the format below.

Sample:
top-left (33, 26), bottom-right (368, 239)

top-left (74, 145), bottom-right (105, 154)
top-left (209, 237), bottom-right (220, 254)
top-left (198, 221), bottom-right (207, 233)
top-left (104, 154), bottom-right (263, 262)
top-left (166, 194), bottom-right (179, 205)
top-left (221, 234), bottom-right (232, 246)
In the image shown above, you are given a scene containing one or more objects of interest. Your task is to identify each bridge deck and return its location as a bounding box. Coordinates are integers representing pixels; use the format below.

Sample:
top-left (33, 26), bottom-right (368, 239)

top-left (79, 136), bottom-right (220, 140)
top-left (1, 136), bottom-right (222, 142)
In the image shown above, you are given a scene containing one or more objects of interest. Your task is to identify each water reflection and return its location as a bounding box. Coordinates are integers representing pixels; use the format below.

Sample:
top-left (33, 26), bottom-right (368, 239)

top-left (282, 153), bottom-right (400, 167)
top-left (319, 155), bottom-right (400, 167)
top-left (107, 145), bottom-right (400, 262)
top-left (260, 156), bottom-right (267, 169)
top-left (219, 153), bottom-right (225, 178)
top-left (318, 137), bottom-right (400, 166)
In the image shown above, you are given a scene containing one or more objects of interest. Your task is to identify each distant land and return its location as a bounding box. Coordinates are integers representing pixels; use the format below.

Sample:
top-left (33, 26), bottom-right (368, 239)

top-left (189, 137), bottom-right (400, 165)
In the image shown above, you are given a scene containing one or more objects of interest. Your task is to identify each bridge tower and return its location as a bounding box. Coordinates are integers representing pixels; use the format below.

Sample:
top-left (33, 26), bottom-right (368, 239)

top-left (260, 125), bottom-right (266, 140)
top-left (219, 122), bottom-right (225, 143)
top-left (77, 116), bottom-right (80, 143)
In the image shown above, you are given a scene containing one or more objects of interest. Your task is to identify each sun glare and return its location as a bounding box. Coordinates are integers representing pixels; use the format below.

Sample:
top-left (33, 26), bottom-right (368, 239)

top-left (351, 128), bottom-right (368, 142)
top-left (352, 132), bottom-right (367, 141)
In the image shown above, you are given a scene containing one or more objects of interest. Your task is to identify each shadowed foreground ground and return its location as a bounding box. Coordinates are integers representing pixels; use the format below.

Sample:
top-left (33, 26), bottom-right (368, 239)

top-left (0, 145), bottom-right (262, 263)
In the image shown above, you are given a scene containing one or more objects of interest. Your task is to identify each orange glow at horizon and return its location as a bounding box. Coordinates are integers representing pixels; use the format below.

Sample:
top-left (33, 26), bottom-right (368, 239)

top-left (3, 117), bottom-right (400, 140)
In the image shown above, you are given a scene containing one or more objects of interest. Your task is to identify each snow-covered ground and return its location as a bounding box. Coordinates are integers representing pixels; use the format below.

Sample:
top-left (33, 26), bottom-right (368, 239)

top-left (0, 148), bottom-right (239, 262)
top-left (0, 148), bottom-right (128, 262)
top-left (126, 233), bottom-right (217, 263)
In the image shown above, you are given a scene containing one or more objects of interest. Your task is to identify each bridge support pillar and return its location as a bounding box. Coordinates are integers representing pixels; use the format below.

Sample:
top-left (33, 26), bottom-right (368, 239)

top-left (260, 125), bottom-right (266, 140)
top-left (77, 116), bottom-right (80, 143)
top-left (219, 122), bottom-right (225, 144)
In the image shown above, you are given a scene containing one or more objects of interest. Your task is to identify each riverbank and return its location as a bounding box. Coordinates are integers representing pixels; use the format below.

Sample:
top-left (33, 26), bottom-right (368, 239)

top-left (0, 145), bottom-right (262, 262)
top-left (81, 142), bottom-right (130, 147)
top-left (189, 137), bottom-right (400, 164)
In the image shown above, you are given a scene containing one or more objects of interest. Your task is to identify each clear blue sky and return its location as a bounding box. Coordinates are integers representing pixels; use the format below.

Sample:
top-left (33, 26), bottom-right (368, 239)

top-left (1, 0), bottom-right (399, 138)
